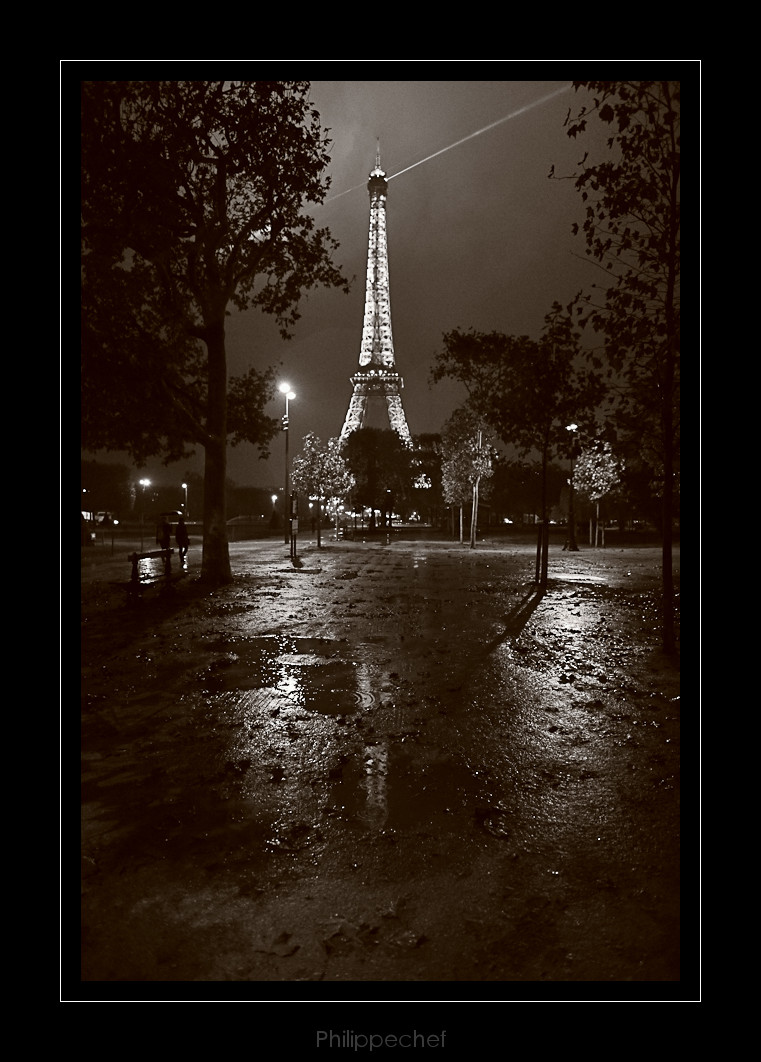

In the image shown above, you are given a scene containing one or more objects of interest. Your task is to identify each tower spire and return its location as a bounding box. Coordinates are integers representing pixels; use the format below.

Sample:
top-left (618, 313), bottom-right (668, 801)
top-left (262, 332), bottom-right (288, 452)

top-left (340, 149), bottom-right (412, 446)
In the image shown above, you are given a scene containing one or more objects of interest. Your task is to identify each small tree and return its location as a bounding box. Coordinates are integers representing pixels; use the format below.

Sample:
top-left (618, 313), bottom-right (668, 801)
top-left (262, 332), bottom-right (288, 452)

top-left (291, 434), bottom-right (354, 548)
top-left (441, 450), bottom-right (473, 544)
top-left (432, 304), bottom-right (600, 579)
top-left (574, 439), bottom-right (622, 546)
top-left (441, 409), bottom-right (496, 547)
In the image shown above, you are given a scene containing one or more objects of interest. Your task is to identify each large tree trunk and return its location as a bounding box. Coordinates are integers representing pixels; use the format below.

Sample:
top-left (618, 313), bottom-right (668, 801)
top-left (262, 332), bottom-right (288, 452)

top-left (201, 323), bottom-right (232, 585)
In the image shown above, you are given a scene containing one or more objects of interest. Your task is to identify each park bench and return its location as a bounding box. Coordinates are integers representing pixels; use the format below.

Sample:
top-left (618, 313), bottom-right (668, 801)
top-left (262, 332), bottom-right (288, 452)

top-left (127, 548), bottom-right (185, 599)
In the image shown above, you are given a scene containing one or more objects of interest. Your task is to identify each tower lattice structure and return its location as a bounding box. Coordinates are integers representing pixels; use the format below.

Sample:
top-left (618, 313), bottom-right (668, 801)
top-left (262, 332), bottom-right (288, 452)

top-left (339, 148), bottom-right (412, 447)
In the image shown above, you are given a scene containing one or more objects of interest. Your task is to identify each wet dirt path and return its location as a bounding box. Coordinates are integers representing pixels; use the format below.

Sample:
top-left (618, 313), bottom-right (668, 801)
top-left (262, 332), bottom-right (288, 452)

top-left (79, 538), bottom-right (681, 987)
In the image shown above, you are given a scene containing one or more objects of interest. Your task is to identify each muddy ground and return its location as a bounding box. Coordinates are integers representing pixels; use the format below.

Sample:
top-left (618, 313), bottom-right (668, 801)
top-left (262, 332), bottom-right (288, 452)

top-left (76, 531), bottom-right (688, 1001)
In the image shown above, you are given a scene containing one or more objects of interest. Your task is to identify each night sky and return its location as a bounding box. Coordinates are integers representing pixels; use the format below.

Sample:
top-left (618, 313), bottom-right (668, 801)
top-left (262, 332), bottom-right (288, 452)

top-left (86, 77), bottom-right (612, 491)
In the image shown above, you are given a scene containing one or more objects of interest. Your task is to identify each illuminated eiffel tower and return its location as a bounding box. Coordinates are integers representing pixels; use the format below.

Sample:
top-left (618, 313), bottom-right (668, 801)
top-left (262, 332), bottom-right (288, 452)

top-left (339, 145), bottom-right (412, 447)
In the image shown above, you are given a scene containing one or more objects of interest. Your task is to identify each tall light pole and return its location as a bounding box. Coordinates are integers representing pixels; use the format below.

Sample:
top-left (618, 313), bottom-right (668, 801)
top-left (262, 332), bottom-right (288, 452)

top-left (565, 424), bottom-right (579, 552)
top-left (279, 383), bottom-right (295, 546)
top-left (182, 482), bottom-right (188, 518)
top-left (139, 478), bottom-right (151, 550)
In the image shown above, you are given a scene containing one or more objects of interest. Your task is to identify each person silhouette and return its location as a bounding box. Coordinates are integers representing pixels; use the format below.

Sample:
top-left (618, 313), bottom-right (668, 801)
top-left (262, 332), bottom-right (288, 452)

top-left (175, 516), bottom-right (190, 563)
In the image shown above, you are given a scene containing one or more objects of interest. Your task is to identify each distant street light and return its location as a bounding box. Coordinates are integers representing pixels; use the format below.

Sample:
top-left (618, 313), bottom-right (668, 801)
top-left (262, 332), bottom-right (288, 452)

top-left (565, 424), bottom-right (580, 552)
top-left (279, 382), bottom-right (296, 546)
top-left (182, 482), bottom-right (188, 518)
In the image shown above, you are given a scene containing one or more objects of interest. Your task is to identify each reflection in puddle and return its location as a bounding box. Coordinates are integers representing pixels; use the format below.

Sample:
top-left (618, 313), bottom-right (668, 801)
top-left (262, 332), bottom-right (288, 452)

top-left (203, 637), bottom-right (481, 835)
top-left (275, 656), bottom-right (360, 715)
top-left (362, 744), bottom-right (388, 828)
top-left (202, 637), bottom-right (377, 716)
top-left (355, 663), bottom-right (389, 827)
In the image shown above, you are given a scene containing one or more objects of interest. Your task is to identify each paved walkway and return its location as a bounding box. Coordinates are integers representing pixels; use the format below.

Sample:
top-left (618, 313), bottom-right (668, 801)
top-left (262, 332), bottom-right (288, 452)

top-left (78, 534), bottom-right (684, 997)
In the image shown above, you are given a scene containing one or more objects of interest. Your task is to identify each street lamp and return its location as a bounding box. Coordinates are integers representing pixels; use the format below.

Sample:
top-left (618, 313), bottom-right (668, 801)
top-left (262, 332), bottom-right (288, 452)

top-left (182, 482), bottom-right (188, 518)
top-left (565, 424), bottom-right (579, 552)
top-left (139, 478), bottom-right (151, 550)
top-left (279, 382), bottom-right (295, 546)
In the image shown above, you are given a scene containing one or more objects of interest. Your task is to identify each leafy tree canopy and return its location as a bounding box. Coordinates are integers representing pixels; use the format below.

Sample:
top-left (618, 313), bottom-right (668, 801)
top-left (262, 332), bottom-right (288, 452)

top-left (291, 433), bottom-right (355, 502)
top-left (574, 439), bottom-right (622, 502)
top-left (81, 80), bottom-right (350, 466)
top-left (440, 408), bottom-right (497, 501)
top-left (431, 303), bottom-right (601, 460)
top-left (342, 428), bottom-right (413, 515)
top-left (81, 80), bottom-right (350, 584)
top-left (559, 81), bottom-right (680, 651)
top-left (561, 81), bottom-right (680, 442)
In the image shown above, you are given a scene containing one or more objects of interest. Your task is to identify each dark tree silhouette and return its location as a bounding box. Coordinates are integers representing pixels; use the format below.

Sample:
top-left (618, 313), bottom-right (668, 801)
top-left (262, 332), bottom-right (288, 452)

top-left (432, 304), bottom-right (600, 582)
top-left (81, 81), bottom-right (350, 584)
top-left (559, 81), bottom-right (680, 652)
top-left (342, 429), bottom-right (413, 528)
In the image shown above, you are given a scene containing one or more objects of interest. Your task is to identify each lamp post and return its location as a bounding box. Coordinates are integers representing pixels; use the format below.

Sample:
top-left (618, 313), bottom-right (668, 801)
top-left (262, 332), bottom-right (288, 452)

top-left (182, 482), bottom-right (188, 518)
top-left (565, 424), bottom-right (579, 552)
top-left (279, 382), bottom-right (295, 546)
top-left (139, 478), bottom-right (151, 550)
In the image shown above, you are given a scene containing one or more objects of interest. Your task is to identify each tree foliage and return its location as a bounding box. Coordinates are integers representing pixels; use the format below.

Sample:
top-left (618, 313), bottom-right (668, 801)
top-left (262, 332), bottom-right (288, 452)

top-left (573, 438), bottom-right (623, 546)
top-left (431, 304), bottom-right (599, 459)
top-left (291, 433), bottom-right (355, 547)
top-left (440, 408), bottom-right (497, 547)
top-left (574, 439), bottom-right (622, 503)
top-left (342, 429), bottom-right (413, 527)
top-left (440, 409), bottom-right (496, 497)
top-left (564, 82), bottom-right (680, 363)
top-left (431, 304), bottom-right (600, 576)
top-left (408, 434), bottom-right (444, 525)
top-left (81, 80), bottom-right (350, 583)
top-left (559, 80), bottom-right (680, 650)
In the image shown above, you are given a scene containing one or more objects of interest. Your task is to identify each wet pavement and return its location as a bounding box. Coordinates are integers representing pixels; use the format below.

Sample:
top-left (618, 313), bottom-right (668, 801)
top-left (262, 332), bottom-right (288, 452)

top-left (78, 533), bottom-right (684, 996)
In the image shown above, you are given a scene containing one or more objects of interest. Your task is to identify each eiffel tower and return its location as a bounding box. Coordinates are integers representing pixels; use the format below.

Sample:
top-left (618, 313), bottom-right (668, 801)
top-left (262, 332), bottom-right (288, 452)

top-left (339, 145), bottom-right (412, 447)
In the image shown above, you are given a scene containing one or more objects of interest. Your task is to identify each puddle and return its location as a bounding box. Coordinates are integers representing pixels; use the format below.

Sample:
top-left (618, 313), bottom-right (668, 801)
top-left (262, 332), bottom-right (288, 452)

top-left (198, 637), bottom-right (386, 715)
top-left (196, 637), bottom-right (486, 834)
top-left (328, 740), bottom-right (480, 831)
